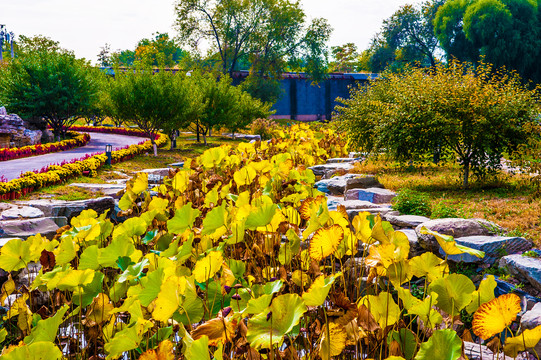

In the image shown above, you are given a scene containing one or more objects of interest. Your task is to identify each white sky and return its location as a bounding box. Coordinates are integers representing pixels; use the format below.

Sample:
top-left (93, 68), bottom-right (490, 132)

top-left (1, 0), bottom-right (422, 64)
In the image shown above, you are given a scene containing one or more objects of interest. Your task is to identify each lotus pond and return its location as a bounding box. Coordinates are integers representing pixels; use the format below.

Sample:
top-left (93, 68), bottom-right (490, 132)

top-left (0, 124), bottom-right (538, 359)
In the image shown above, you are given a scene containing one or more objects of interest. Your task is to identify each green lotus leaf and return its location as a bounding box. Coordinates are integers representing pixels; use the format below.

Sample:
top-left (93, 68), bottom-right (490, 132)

top-left (167, 203), bottom-right (201, 234)
top-left (202, 203), bottom-right (228, 236)
top-left (0, 328), bottom-right (6, 343)
top-left (185, 335), bottom-right (211, 360)
top-left (302, 272), bottom-right (342, 307)
top-left (244, 294), bottom-right (273, 314)
top-left (118, 258), bottom-right (149, 283)
top-left (1, 341), bottom-right (63, 360)
top-left (247, 293), bottom-right (307, 349)
top-left (138, 267), bottom-right (164, 306)
top-left (0, 238), bottom-right (33, 272)
top-left (414, 329), bottom-right (462, 360)
top-left (428, 273), bottom-right (475, 316)
top-left (252, 279), bottom-right (283, 297)
top-left (112, 217), bottom-right (147, 242)
top-left (387, 328), bottom-right (417, 360)
top-left (104, 318), bottom-right (153, 359)
top-left (24, 305), bottom-right (69, 344)
top-left (79, 245), bottom-right (100, 270)
top-left (73, 272), bottom-right (105, 307)
top-left (466, 275), bottom-right (497, 313)
top-left (245, 203), bottom-right (278, 230)
top-left (408, 292), bottom-right (442, 327)
top-left (204, 187), bottom-right (220, 208)
top-left (56, 269), bottom-right (95, 291)
top-left (409, 252), bottom-right (448, 281)
top-left (175, 278), bottom-right (204, 326)
top-left (54, 237), bottom-right (78, 266)
top-left (98, 238), bottom-right (141, 268)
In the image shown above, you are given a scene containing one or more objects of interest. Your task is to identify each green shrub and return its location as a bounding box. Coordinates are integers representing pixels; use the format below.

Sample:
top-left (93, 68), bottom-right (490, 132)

top-left (392, 189), bottom-right (431, 216)
top-left (431, 201), bottom-right (458, 218)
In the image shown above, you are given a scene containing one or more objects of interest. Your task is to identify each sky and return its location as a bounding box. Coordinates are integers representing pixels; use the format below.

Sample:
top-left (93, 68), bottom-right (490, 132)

top-left (1, 0), bottom-right (422, 64)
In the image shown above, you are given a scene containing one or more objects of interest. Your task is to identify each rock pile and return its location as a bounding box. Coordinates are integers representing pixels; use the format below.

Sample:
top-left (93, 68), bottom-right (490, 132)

top-left (0, 107), bottom-right (43, 148)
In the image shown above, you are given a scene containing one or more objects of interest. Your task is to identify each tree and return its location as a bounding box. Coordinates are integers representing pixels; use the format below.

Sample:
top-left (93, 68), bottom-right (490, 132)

top-left (17, 35), bottom-right (64, 54)
top-left (110, 49), bottom-right (136, 67)
top-left (108, 67), bottom-right (191, 156)
top-left (134, 32), bottom-right (186, 67)
top-left (434, 0), bottom-right (541, 83)
top-left (97, 43), bottom-right (112, 67)
top-left (337, 60), bottom-right (541, 187)
top-left (330, 43), bottom-right (360, 73)
top-left (227, 88), bottom-right (272, 136)
top-left (174, 0), bottom-right (332, 101)
top-left (361, 0), bottom-right (444, 72)
top-left (0, 50), bottom-right (97, 140)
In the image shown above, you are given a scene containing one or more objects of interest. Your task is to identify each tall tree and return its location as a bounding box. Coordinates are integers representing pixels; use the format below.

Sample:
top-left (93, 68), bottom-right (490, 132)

top-left (330, 43), bottom-right (360, 73)
top-left (434, 0), bottom-right (541, 82)
top-left (0, 50), bottom-right (97, 140)
top-left (362, 0), bottom-right (444, 72)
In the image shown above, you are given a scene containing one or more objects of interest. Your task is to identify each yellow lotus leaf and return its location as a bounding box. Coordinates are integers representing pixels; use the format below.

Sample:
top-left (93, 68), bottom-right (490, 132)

top-left (283, 206), bottom-right (301, 226)
top-left (152, 276), bottom-right (186, 322)
top-left (309, 225), bottom-right (344, 261)
top-left (365, 243), bottom-right (396, 271)
top-left (299, 196), bottom-right (327, 220)
top-left (220, 262), bottom-right (236, 295)
top-left (319, 322), bottom-right (347, 360)
top-left (358, 292), bottom-right (401, 329)
top-left (409, 252), bottom-right (448, 281)
top-left (1, 275), bottom-right (15, 305)
top-left (233, 167), bottom-right (257, 187)
top-left (193, 251), bottom-right (224, 283)
top-left (472, 293), bottom-right (521, 340)
top-left (302, 272), bottom-right (342, 307)
top-left (249, 160), bottom-right (273, 173)
top-left (148, 197), bottom-right (169, 212)
top-left (172, 170), bottom-right (190, 193)
top-left (419, 227), bottom-right (485, 258)
top-left (466, 275), bottom-right (497, 314)
top-left (85, 293), bottom-right (114, 327)
top-left (352, 212), bottom-right (373, 243)
top-left (191, 316), bottom-right (238, 346)
top-left (139, 340), bottom-right (175, 360)
top-left (132, 172), bottom-right (148, 194)
top-left (16, 297), bottom-right (32, 332)
top-left (408, 293), bottom-right (443, 327)
top-left (504, 325), bottom-right (541, 357)
top-left (387, 260), bottom-right (411, 285)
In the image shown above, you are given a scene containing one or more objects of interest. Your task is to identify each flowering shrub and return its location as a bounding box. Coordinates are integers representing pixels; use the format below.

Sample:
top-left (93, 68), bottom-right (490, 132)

top-left (0, 131), bottom-right (90, 161)
top-left (0, 128), bottom-right (167, 199)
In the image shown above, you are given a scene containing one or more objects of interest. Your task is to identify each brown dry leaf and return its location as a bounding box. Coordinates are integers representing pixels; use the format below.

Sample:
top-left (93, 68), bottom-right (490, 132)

top-left (486, 335), bottom-right (502, 354)
top-left (389, 340), bottom-right (403, 356)
top-left (358, 304), bottom-right (380, 332)
top-left (40, 249), bottom-right (56, 273)
top-left (191, 316), bottom-right (237, 346)
top-left (139, 340), bottom-right (175, 360)
top-left (85, 293), bottom-right (114, 327)
top-left (461, 329), bottom-right (473, 343)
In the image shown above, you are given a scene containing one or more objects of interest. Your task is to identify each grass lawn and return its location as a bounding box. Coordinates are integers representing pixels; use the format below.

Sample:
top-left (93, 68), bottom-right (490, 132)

top-left (354, 160), bottom-right (541, 244)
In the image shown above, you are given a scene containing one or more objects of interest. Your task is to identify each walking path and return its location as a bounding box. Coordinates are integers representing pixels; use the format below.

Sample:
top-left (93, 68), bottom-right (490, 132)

top-left (0, 132), bottom-right (144, 181)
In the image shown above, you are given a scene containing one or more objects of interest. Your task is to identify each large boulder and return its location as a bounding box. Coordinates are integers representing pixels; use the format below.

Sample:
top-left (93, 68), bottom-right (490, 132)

top-left (0, 205), bottom-right (45, 220)
top-left (415, 218), bottom-right (504, 253)
top-left (14, 196), bottom-right (115, 220)
top-left (463, 342), bottom-right (511, 360)
top-left (345, 188), bottom-right (396, 204)
top-left (345, 175), bottom-right (383, 192)
top-left (327, 196), bottom-right (385, 211)
top-left (315, 174), bottom-right (360, 195)
top-left (442, 235), bottom-right (533, 264)
top-left (500, 254), bottom-right (541, 292)
top-left (0, 217), bottom-right (67, 240)
top-left (308, 162), bottom-right (354, 177)
top-left (398, 228), bottom-right (426, 257)
top-left (0, 106), bottom-right (6, 115)
top-left (347, 207), bottom-right (395, 221)
top-left (384, 214), bottom-right (431, 228)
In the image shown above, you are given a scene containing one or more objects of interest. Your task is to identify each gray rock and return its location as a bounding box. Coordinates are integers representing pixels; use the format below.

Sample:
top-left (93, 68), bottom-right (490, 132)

top-left (0, 106), bottom-right (6, 116)
top-left (398, 229), bottom-right (426, 257)
top-left (345, 187), bottom-right (396, 204)
top-left (327, 196), bottom-right (386, 211)
top-left (442, 236), bottom-right (533, 264)
top-left (138, 168), bottom-right (172, 177)
top-left (463, 341), bottom-right (511, 360)
top-left (326, 158), bottom-right (360, 163)
top-left (0, 217), bottom-right (67, 240)
top-left (169, 162), bottom-right (185, 168)
top-left (69, 183), bottom-right (125, 198)
top-left (345, 175), bottom-right (383, 192)
top-left (520, 304), bottom-right (541, 356)
top-left (415, 218), bottom-right (505, 253)
top-left (0, 205), bottom-right (44, 220)
top-left (384, 214), bottom-right (431, 228)
top-left (308, 162), bottom-right (354, 177)
top-left (15, 196), bottom-right (115, 220)
top-left (500, 254), bottom-right (541, 292)
top-left (315, 174), bottom-right (360, 195)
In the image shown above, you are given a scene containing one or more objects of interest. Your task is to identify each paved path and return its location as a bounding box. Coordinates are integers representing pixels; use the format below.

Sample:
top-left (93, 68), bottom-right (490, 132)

top-left (0, 133), bottom-right (145, 181)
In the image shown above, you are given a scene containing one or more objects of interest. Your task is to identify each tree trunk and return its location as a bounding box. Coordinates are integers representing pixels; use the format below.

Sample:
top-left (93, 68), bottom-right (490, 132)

top-left (463, 160), bottom-right (470, 188)
top-left (196, 124), bottom-right (200, 143)
top-left (203, 132), bottom-right (207, 146)
top-left (151, 139), bottom-right (158, 157)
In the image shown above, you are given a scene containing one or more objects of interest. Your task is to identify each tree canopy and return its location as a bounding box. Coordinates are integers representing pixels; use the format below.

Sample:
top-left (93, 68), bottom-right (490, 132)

top-left (337, 60), bottom-right (541, 187)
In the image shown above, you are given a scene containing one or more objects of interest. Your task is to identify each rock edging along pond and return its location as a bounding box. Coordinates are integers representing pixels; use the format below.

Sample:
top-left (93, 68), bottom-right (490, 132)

top-left (0, 124), bottom-right (540, 359)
